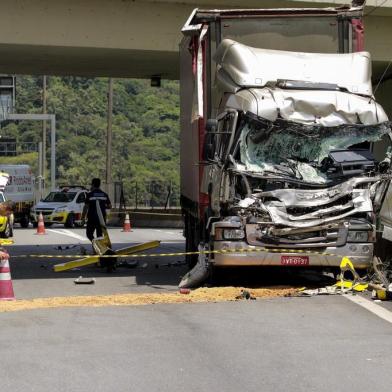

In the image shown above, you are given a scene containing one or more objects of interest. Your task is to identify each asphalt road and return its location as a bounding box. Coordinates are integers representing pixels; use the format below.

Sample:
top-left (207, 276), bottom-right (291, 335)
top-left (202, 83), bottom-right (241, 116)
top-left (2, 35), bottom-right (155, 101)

top-left (2, 226), bottom-right (392, 391)
top-left (8, 226), bottom-right (186, 299)
top-left (0, 297), bottom-right (391, 392)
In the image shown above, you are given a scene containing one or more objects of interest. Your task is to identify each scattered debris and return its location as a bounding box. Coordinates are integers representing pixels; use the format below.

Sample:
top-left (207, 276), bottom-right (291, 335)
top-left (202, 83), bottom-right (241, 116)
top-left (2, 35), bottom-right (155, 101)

top-left (294, 286), bottom-right (340, 297)
top-left (235, 289), bottom-right (256, 300)
top-left (294, 257), bottom-right (371, 297)
top-left (0, 286), bottom-right (296, 312)
top-left (116, 260), bottom-right (139, 269)
top-left (155, 260), bottom-right (187, 269)
top-left (371, 289), bottom-right (392, 301)
top-left (55, 245), bottom-right (78, 251)
top-left (74, 276), bottom-right (96, 285)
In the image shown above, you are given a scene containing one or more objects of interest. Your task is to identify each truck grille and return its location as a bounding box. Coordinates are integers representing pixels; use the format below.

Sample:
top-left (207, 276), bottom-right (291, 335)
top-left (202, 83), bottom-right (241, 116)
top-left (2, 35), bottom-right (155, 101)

top-left (246, 223), bottom-right (349, 249)
top-left (35, 209), bottom-right (54, 216)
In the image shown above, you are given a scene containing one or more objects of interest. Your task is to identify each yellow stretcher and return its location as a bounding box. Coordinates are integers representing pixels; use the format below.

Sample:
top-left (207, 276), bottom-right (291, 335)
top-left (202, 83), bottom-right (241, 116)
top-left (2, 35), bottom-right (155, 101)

top-left (53, 226), bottom-right (160, 272)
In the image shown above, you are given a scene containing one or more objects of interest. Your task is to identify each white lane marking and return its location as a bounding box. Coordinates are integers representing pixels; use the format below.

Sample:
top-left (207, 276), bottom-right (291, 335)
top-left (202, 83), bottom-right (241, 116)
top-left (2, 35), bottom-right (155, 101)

top-left (47, 229), bottom-right (88, 242)
top-left (344, 294), bottom-right (392, 324)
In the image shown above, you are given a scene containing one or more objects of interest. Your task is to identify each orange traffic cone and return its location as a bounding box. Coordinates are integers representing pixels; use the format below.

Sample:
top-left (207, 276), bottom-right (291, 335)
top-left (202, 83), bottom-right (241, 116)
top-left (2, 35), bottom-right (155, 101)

top-left (0, 251), bottom-right (15, 300)
top-left (122, 213), bottom-right (132, 232)
top-left (36, 212), bottom-right (46, 235)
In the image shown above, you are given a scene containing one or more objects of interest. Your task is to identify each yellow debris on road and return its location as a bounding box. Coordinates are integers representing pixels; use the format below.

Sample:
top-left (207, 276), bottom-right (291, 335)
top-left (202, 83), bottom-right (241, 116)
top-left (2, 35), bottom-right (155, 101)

top-left (0, 286), bottom-right (296, 312)
top-left (0, 239), bottom-right (14, 246)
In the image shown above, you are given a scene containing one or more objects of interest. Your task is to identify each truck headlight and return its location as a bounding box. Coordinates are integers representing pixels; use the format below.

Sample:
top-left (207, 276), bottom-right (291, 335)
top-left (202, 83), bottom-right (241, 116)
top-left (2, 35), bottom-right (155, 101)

top-left (347, 231), bottom-right (369, 243)
top-left (223, 229), bottom-right (245, 240)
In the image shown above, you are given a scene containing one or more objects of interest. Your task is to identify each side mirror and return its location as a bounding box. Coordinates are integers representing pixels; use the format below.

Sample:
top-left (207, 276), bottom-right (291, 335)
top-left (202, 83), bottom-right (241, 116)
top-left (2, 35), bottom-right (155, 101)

top-left (206, 119), bottom-right (218, 133)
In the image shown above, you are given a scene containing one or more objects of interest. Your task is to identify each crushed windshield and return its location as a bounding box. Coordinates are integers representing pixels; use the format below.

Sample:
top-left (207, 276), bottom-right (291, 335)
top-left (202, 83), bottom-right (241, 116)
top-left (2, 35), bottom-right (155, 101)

top-left (238, 115), bottom-right (391, 183)
top-left (44, 192), bottom-right (76, 203)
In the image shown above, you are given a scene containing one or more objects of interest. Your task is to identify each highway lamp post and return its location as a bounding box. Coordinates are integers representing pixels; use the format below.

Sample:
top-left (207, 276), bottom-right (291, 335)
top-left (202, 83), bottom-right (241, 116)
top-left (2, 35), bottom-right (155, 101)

top-left (42, 75), bottom-right (47, 194)
top-left (106, 78), bottom-right (113, 200)
top-left (38, 141), bottom-right (43, 201)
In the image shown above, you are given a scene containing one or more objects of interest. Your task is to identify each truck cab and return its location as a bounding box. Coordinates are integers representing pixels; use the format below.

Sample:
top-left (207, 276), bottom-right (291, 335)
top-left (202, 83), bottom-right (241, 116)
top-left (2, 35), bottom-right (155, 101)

top-left (205, 39), bottom-right (390, 270)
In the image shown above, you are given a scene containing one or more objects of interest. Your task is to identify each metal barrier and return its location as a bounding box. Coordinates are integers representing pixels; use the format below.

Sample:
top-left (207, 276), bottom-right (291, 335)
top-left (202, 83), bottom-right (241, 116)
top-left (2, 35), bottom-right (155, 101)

top-left (129, 180), bottom-right (180, 209)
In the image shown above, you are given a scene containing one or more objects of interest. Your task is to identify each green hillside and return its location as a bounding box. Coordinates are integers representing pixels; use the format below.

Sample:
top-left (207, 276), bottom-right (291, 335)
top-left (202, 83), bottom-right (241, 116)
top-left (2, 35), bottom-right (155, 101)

top-left (0, 76), bottom-right (180, 206)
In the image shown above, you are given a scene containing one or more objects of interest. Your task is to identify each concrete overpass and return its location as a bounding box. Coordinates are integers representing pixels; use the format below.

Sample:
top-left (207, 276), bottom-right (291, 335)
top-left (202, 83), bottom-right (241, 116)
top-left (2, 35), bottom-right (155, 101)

top-left (0, 0), bottom-right (390, 78)
top-left (0, 0), bottom-right (390, 111)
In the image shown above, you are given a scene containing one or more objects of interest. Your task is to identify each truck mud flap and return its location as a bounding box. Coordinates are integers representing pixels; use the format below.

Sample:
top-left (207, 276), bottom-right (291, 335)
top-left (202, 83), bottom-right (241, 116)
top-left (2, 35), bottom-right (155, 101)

top-left (179, 244), bottom-right (210, 288)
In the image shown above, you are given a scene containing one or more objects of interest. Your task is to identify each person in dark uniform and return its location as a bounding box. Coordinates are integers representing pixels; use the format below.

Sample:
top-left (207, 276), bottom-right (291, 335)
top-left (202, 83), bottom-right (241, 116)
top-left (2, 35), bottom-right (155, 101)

top-left (81, 178), bottom-right (112, 241)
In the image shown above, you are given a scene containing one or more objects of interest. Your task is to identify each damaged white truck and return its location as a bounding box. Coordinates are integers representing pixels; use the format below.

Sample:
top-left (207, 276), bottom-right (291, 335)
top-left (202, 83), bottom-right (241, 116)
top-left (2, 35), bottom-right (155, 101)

top-left (179, 5), bottom-right (391, 288)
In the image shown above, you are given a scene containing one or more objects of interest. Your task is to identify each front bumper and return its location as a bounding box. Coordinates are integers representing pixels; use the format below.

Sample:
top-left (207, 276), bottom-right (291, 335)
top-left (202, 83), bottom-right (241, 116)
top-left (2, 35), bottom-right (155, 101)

top-left (30, 212), bottom-right (68, 224)
top-left (212, 241), bottom-right (372, 269)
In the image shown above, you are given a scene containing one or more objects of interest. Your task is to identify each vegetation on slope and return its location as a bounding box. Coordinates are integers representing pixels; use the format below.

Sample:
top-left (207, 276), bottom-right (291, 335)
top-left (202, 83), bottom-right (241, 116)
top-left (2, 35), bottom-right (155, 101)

top-left (0, 76), bottom-right (180, 206)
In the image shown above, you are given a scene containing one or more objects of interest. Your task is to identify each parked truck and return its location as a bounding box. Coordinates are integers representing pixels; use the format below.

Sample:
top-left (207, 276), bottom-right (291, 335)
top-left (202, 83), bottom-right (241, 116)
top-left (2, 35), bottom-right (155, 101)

top-left (0, 164), bottom-right (34, 228)
top-left (179, 5), bottom-right (392, 287)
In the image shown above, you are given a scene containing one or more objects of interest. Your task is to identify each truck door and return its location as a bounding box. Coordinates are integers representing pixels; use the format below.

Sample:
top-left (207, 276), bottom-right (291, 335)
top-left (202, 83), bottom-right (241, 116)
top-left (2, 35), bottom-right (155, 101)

top-left (204, 111), bottom-right (237, 214)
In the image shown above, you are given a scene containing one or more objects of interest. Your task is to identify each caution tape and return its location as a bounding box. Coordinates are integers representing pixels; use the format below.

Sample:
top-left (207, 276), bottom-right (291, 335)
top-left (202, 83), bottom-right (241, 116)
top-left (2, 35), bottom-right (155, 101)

top-left (10, 246), bottom-right (364, 259)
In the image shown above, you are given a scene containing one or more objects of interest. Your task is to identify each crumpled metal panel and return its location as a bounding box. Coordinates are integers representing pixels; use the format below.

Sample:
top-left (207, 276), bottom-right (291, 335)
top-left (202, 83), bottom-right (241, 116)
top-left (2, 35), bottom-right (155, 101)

top-left (257, 177), bottom-right (378, 208)
top-left (215, 39), bottom-right (372, 96)
top-left (253, 88), bottom-right (387, 126)
top-left (265, 191), bottom-right (372, 228)
top-left (224, 87), bottom-right (387, 126)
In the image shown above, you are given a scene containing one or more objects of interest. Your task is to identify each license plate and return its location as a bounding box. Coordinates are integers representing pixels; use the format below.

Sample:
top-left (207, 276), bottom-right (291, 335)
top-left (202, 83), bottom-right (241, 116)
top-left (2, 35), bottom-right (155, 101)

top-left (281, 255), bottom-right (309, 266)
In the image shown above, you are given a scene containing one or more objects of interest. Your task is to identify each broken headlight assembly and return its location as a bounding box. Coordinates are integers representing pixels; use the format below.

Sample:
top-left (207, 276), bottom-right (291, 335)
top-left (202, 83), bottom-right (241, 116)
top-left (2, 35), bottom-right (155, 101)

top-left (223, 229), bottom-right (246, 240)
top-left (347, 231), bottom-right (370, 243)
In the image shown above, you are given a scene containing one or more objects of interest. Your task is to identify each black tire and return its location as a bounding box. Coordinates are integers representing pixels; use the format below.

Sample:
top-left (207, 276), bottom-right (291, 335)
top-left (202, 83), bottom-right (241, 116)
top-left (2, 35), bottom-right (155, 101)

top-left (32, 222), bottom-right (38, 228)
top-left (20, 215), bottom-right (30, 228)
top-left (64, 213), bottom-right (75, 228)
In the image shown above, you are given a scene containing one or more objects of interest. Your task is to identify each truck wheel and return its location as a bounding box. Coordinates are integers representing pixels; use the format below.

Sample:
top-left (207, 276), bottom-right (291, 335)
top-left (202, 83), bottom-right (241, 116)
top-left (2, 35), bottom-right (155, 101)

top-left (20, 215), bottom-right (30, 228)
top-left (65, 213), bottom-right (75, 228)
